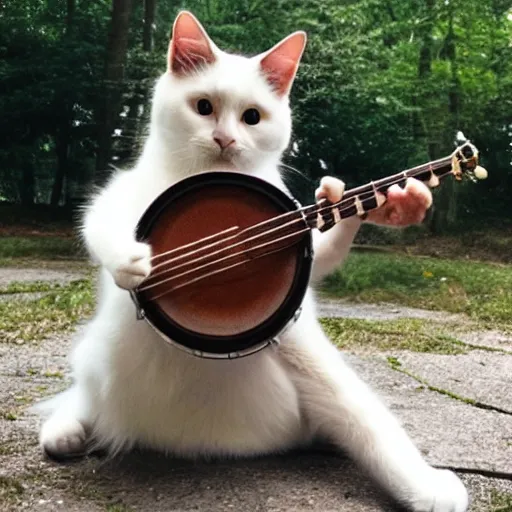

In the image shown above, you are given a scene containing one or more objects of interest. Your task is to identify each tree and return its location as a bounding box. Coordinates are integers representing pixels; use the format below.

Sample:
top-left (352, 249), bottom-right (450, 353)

top-left (50, 0), bottom-right (75, 207)
top-left (95, 0), bottom-right (134, 185)
top-left (0, 0), bottom-right (510, 233)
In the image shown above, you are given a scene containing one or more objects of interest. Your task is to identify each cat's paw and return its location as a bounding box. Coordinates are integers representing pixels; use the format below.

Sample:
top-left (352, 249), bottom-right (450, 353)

top-left (109, 242), bottom-right (152, 290)
top-left (40, 416), bottom-right (88, 462)
top-left (315, 176), bottom-right (345, 203)
top-left (408, 468), bottom-right (468, 512)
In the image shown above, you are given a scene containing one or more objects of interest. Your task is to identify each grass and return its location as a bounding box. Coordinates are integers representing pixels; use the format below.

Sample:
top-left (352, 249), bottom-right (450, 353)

top-left (0, 475), bottom-right (24, 504)
top-left (490, 489), bottom-right (512, 511)
top-left (321, 251), bottom-right (512, 330)
top-left (0, 280), bottom-right (62, 295)
top-left (1, 409), bottom-right (18, 421)
top-left (0, 236), bottom-right (511, 348)
top-left (0, 235), bottom-right (84, 260)
top-left (320, 317), bottom-right (470, 354)
top-left (0, 278), bottom-right (94, 344)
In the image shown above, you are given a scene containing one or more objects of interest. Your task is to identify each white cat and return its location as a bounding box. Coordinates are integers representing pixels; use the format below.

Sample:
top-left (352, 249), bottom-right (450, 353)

top-left (36, 11), bottom-right (468, 512)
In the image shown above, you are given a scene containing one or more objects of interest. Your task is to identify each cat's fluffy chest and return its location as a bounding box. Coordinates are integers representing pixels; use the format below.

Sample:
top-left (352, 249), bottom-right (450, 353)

top-left (82, 292), bottom-right (305, 456)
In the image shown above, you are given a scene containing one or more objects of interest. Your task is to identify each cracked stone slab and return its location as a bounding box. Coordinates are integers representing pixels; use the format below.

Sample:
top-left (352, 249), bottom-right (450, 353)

top-left (0, 333), bottom-right (71, 377)
top-left (343, 353), bottom-right (512, 474)
top-left (456, 330), bottom-right (512, 353)
top-left (0, 283), bottom-right (510, 511)
top-left (2, 448), bottom-right (511, 512)
top-left (0, 448), bottom-right (395, 512)
top-left (0, 268), bottom-right (86, 288)
top-left (459, 474), bottom-right (512, 511)
top-left (391, 350), bottom-right (512, 414)
top-left (0, 347), bottom-right (510, 511)
top-left (316, 297), bottom-right (466, 323)
top-left (317, 297), bottom-right (512, 354)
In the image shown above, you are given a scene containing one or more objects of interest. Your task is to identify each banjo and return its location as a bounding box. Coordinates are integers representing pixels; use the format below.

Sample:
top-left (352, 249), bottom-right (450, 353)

top-left (130, 136), bottom-right (487, 359)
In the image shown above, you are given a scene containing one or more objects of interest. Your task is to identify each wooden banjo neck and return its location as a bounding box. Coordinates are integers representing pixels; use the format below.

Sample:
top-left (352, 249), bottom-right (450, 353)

top-left (303, 137), bottom-right (487, 234)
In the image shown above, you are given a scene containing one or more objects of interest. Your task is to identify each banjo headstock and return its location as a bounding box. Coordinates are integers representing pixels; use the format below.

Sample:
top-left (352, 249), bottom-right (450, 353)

top-left (451, 131), bottom-right (488, 182)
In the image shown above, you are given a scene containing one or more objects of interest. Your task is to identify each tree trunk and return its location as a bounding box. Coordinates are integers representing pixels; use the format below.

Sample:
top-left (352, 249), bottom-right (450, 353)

top-left (66, 0), bottom-right (75, 34)
top-left (20, 159), bottom-right (35, 207)
top-left (50, 0), bottom-right (75, 208)
top-left (95, 0), bottom-right (134, 185)
top-left (412, 0), bottom-right (435, 144)
top-left (120, 0), bottom-right (157, 163)
top-left (139, 0), bottom-right (157, 137)
top-left (431, 2), bottom-right (460, 234)
top-left (51, 124), bottom-right (70, 207)
top-left (143, 0), bottom-right (156, 52)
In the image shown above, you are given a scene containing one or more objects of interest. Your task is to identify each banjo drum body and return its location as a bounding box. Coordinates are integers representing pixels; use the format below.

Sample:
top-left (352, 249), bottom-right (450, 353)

top-left (131, 172), bottom-right (313, 359)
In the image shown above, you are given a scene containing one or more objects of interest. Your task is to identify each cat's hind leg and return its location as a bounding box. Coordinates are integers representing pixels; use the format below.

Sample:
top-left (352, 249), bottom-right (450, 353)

top-left (279, 307), bottom-right (468, 512)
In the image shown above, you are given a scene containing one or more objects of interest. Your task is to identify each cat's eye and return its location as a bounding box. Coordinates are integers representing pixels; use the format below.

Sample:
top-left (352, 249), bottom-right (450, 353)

top-left (197, 99), bottom-right (213, 116)
top-left (242, 108), bottom-right (260, 125)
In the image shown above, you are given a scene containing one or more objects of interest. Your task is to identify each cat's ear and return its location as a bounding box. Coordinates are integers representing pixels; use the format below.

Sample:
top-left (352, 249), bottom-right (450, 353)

top-left (259, 31), bottom-right (307, 96)
top-left (168, 11), bottom-right (216, 76)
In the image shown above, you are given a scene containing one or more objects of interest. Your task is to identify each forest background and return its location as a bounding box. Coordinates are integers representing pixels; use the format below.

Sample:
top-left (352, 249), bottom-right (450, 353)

top-left (1, 0), bottom-right (511, 245)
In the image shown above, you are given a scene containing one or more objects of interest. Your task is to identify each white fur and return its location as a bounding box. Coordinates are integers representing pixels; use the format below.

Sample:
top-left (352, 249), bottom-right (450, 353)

top-left (36, 22), bottom-right (468, 512)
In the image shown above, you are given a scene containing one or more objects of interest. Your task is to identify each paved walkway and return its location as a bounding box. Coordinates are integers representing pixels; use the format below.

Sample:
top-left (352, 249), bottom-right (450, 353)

top-left (0, 267), bottom-right (510, 511)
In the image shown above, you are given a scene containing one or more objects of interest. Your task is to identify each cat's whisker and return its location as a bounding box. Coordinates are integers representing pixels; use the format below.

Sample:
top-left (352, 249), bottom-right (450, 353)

top-left (279, 162), bottom-right (309, 178)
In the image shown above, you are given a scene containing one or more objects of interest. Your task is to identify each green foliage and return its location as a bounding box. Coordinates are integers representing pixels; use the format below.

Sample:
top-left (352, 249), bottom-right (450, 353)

top-left (0, 0), bottom-right (511, 231)
top-left (0, 0), bottom-right (108, 204)
top-left (321, 251), bottom-right (512, 328)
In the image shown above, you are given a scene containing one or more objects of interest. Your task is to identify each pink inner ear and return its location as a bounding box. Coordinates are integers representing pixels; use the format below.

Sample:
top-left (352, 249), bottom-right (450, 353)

top-left (260, 32), bottom-right (306, 96)
top-left (169, 12), bottom-right (215, 75)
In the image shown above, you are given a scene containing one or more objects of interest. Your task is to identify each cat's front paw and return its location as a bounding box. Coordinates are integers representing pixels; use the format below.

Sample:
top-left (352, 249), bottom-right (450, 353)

top-left (40, 416), bottom-right (88, 462)
top-left (109, 242), bottom-right (152, 290)
top-left (408, 468), bottom-right (468, 512)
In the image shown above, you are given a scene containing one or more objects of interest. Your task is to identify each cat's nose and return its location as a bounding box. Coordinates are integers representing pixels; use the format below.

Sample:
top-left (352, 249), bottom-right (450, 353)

top-left (213, 130), bottom-right (235, 149)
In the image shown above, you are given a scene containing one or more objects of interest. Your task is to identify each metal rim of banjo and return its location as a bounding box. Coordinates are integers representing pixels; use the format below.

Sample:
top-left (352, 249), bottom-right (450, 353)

top-left (130, 172), bottom-right (313, 359)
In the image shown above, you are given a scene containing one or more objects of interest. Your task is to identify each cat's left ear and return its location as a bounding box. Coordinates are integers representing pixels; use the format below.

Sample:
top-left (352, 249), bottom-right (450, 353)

top-left (168, 11), bottom-right (217, 76)
top-left (259, 32), bottom-right (307, 96)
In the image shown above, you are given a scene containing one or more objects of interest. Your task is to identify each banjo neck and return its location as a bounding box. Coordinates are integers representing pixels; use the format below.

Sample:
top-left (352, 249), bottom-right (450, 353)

top-left (301, 140), bottom-right (485, 233)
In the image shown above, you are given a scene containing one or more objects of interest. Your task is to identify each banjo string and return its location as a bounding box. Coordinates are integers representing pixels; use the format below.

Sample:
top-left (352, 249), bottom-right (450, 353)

top-left (136, 170), bottom-right (428, 295)
top-left (142, 157), bottom-right (450, 296)
top-left (138, 224), bottom-right (310, 293)
top-left (146, 228), bottom-right (312, 301)
top-left (143, 182), bottom-right (391, 283)
top-left (148, 215), bottom-right (308, 279)
top-left (150, 159), bottom-right (452, 269)
top-left (141, 167), bottom-right (453, 287)
top-left (150, 226), bottom-right (240, 265)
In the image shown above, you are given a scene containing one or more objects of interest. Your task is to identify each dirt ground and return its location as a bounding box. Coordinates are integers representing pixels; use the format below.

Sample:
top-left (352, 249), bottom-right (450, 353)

top-left (0, 266), bottom-right (511, 512)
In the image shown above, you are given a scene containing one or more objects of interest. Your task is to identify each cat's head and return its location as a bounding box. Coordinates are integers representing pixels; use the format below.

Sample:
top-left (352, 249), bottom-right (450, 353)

top-left (150, 11), bottom-right (306, 176)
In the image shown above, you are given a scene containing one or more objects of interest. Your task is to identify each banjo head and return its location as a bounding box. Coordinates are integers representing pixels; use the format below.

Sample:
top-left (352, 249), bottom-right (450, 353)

top-left (132, 172), bottom-right (312, 358)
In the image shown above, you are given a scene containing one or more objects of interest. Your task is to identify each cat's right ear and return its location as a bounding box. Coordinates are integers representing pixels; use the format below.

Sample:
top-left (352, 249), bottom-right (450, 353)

top-left (259, 31), bottom-right (307, 96)
top-left (168, 11), bottom-right (216, 76)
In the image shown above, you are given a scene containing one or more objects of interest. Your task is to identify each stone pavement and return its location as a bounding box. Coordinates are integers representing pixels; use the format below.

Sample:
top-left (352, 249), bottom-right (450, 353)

top-left (0, 267), bottom-right (510, 511)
